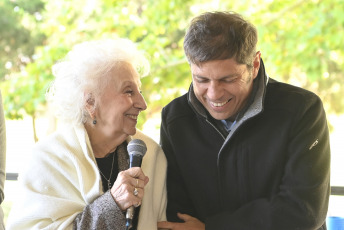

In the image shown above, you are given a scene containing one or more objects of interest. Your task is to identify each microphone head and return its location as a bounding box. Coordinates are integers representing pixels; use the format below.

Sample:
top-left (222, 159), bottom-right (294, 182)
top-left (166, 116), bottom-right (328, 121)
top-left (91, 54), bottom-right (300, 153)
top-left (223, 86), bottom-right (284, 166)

top-left (127, 139), bottom-right (147, 157)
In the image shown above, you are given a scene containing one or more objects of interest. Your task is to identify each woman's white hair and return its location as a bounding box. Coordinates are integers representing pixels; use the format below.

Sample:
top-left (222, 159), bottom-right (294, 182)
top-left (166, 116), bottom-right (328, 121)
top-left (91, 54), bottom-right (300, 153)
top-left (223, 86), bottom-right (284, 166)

top-left (46, 38), bottom-right (150, 125)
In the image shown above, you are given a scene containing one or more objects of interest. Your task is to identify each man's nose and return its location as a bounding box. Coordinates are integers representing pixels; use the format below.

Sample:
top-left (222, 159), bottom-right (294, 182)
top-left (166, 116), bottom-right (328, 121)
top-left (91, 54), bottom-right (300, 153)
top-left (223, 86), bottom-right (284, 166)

top-left (207, 81), bottom-right (222, 100)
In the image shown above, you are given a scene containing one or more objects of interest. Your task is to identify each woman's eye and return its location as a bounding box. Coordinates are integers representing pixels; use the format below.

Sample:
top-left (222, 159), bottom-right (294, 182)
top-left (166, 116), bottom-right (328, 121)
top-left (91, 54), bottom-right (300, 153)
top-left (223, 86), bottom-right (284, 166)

top-left (126, 90), bottom-right (134, 95)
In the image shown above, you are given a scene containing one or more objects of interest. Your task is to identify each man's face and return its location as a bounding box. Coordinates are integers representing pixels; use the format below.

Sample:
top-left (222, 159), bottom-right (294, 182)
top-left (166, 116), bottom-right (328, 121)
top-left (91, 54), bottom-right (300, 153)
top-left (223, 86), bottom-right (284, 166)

top-left (191, 55), bottom-right (260, 121)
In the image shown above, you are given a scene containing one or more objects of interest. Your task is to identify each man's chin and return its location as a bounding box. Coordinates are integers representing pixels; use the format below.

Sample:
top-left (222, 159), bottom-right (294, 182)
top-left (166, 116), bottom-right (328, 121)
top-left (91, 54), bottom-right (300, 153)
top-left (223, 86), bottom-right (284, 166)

top-left (209, 112), bottom-right (231, 121)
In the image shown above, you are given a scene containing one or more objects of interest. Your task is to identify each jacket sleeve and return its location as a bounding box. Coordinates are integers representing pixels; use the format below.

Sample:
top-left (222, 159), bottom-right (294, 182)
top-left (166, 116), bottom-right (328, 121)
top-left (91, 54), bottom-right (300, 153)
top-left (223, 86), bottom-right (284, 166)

top-left (206, 95), bottom-right (331, 229)
top-left (160, 107), bottom-right (199, 222)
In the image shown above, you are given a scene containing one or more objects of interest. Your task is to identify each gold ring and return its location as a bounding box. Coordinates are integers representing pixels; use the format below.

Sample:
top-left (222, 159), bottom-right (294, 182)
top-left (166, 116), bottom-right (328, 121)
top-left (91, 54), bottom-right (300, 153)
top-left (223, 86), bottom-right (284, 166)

top-left (136, 178), bottom-right (139, 187)
top-left (133, 187), bottom-right (138, 196)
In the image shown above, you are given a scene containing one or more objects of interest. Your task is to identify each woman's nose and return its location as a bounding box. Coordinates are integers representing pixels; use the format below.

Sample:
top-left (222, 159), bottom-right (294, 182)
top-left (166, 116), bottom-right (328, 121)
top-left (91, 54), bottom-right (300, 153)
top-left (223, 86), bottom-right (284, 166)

top-left (136, 92), bottom-right (147, 111)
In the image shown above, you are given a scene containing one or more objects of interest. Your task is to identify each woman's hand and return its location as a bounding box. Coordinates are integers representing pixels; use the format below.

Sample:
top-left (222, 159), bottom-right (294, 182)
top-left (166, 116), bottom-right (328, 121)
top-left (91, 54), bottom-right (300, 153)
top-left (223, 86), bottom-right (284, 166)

top-left (110, 167), bottom-right (149, 210)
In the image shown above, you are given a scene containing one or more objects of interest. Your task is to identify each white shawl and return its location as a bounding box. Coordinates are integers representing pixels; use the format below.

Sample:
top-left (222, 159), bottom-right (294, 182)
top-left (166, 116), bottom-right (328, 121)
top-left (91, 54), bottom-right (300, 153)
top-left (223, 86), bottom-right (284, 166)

top-left (6, 124), bottom-right (167, 229)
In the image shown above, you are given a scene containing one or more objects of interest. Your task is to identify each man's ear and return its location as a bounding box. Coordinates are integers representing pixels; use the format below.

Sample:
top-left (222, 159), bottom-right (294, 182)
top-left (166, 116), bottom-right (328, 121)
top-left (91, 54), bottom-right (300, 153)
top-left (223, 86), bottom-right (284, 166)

top-left (252, 51), bottom-right (261, 80)
top-left (85, 93), bottom-right (96, 119)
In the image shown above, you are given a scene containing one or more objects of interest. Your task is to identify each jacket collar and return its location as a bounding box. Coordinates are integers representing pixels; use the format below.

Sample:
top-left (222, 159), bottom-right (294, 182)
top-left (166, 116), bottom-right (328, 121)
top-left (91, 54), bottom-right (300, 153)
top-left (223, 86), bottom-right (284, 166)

top-left (187, 59), bottom-right (269, 124)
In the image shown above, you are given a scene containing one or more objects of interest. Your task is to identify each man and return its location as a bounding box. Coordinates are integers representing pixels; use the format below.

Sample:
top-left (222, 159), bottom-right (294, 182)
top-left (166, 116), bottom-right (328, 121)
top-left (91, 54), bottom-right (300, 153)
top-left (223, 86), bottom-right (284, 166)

top-left (158, 11), bottom-right (330, 230)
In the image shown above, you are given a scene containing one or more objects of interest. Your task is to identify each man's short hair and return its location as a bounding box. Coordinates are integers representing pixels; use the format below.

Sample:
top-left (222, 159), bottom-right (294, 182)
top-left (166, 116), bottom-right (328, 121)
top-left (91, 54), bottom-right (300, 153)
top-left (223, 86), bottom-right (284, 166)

top-left (184, 11), bottom-right (258, 67)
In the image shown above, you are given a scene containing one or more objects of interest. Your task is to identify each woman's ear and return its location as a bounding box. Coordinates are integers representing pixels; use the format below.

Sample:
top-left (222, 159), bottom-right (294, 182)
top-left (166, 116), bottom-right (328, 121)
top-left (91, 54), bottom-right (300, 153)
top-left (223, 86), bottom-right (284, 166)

top-left (85, 93), bottom-right (96, 119)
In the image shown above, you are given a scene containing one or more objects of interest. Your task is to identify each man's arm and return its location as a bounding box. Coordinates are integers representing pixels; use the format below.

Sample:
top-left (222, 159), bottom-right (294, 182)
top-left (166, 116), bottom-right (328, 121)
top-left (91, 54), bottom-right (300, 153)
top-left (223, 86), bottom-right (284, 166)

top-left (160, 107), bottom-right (199, 223)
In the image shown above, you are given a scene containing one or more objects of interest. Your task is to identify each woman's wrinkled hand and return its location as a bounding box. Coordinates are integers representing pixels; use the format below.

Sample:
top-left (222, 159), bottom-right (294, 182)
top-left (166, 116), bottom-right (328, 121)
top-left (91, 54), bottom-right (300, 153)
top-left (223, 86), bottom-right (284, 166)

top-left (110, 167), bottom-right (149, 210)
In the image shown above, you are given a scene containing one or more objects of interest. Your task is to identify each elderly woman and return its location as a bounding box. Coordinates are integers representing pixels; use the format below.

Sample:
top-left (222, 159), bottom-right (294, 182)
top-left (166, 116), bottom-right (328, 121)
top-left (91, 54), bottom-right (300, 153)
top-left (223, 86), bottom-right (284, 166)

top-left (7, 39), bottom-right (167, 230)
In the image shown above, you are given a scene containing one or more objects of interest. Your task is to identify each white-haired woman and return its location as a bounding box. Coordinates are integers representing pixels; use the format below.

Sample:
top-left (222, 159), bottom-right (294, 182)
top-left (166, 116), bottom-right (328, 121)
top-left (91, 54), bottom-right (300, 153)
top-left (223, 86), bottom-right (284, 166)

top-left (7, 39), bottom-right (167, 230)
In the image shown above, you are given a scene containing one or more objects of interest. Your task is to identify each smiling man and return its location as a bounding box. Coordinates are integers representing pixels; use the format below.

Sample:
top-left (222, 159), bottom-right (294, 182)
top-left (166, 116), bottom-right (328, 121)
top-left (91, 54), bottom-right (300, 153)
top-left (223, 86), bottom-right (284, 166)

top-left (158, 11), bottom-right (330, 230)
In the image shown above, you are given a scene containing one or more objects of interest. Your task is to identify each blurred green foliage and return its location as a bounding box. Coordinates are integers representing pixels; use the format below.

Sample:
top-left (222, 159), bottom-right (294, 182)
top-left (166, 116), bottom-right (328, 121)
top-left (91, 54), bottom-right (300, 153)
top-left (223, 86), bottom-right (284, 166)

top-left (0, 0), bottom-right (343, 139)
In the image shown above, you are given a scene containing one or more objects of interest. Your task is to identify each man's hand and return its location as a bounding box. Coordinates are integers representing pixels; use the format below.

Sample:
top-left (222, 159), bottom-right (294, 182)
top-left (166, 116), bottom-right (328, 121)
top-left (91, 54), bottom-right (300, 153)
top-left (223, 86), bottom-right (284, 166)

top-left (157, 213), bottom-right (205, 230)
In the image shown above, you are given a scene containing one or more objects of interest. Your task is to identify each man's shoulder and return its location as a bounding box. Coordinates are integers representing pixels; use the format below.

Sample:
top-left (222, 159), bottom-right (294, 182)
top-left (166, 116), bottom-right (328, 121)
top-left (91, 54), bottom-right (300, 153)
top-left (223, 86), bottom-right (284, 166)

top-left (163, 93), bottom-right (189, 113)
top-left (266, 79), bottom-right (322, 110)
top-left (162, 93), bottom-right (194, 122)
top-left (268, 79), bottom-right (316, 94)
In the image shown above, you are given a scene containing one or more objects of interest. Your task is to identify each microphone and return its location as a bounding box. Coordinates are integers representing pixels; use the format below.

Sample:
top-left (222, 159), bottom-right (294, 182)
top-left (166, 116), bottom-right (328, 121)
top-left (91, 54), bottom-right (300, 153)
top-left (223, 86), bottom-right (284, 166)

top-left (125, 139), bottom-right (147, 230)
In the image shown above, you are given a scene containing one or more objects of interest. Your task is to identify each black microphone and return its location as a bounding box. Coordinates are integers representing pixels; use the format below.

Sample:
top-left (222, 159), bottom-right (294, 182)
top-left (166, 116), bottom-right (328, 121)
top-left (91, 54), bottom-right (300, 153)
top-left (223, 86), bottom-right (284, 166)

top-left (125, 139), bottom-right (147, 230)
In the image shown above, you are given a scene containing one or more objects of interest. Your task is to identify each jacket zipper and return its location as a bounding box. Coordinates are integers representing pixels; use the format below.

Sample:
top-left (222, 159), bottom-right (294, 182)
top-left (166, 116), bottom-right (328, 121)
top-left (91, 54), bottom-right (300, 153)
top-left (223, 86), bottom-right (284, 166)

top-left (205, 119), bottom-right (227, 210)
top-left (205, 119), bottom-right (226, 140)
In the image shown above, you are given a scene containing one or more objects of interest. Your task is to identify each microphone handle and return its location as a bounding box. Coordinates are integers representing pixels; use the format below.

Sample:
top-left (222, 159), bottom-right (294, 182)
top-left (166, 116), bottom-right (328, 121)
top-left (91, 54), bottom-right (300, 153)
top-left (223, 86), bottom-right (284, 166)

top-left (129, 153), bottom-right (143, 168)
top-left (126, 206), bottom-right (135, 229)
top-left (125, 154), bottom-right (143, 229)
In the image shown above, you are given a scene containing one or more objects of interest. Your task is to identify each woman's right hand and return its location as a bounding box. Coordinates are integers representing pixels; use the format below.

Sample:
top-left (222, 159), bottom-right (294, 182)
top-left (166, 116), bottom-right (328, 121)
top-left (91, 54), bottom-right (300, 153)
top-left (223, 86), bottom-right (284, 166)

top-left (110, 167), bottom-right (149, 210)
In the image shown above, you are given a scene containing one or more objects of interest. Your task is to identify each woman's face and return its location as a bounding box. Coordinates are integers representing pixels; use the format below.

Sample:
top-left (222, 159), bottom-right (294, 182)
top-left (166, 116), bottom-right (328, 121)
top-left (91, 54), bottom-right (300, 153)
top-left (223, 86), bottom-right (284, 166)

top-left (93, 63), bottom-right (147, 139)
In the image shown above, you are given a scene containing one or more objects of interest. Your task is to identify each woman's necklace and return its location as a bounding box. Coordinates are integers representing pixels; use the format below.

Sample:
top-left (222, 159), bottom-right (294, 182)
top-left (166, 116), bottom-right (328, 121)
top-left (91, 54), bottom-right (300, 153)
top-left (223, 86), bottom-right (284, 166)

top-left (98, 152), bottom-right (115, 189)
